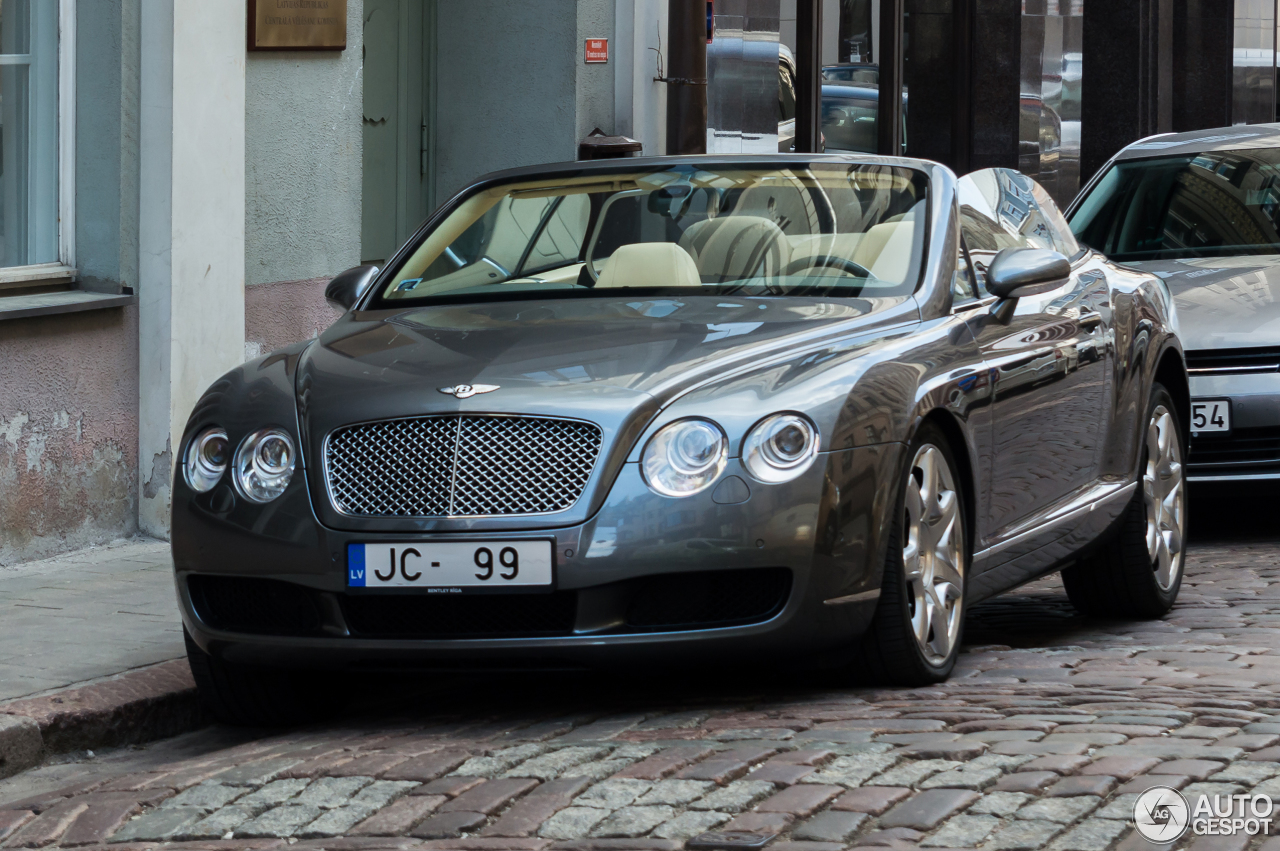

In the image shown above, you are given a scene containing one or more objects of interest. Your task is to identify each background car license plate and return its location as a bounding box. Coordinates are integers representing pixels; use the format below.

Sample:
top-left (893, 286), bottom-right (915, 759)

top-left (1192, 399), bottom-right (1231, 433)
top-left (348, 541), bottom-right (552, 589)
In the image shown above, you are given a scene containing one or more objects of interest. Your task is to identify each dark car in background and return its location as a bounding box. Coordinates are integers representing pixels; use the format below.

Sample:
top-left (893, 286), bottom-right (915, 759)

top-left (777, 78), bottom-right (907, 155)
top-left (1069, 125), bottom-right (1280, 481)
top-left (821, 83), bottom-right (905, 154)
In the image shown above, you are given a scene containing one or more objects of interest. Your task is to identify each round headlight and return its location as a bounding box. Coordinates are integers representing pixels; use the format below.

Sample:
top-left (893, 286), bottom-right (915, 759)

top-left (743, 413), bottom-right (819, 483)
top-left (184, 427), bottom-right (229, 493)
top-left (233, 428), bottom-right (297, 503)
top-left (642, 418), bottom-right (728, 497)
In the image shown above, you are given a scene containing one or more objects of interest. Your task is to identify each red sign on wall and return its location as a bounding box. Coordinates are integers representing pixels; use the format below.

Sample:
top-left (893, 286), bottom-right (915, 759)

top-left (585, 38), bottom-right (608, 63)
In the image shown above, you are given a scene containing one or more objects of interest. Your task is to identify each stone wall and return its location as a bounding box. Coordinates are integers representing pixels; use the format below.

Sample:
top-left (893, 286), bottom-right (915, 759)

top-left (0, 308), bottom-right (140, 566)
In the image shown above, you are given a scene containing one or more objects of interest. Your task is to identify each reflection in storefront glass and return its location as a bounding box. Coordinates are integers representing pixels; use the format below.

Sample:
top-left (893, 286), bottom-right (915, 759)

top-left (1019, 0), bottom-right (1082, 207)
top-left (707, 0), bottom-right (783, 154)
top-left (1233, 0), bottom-right (1276, 125)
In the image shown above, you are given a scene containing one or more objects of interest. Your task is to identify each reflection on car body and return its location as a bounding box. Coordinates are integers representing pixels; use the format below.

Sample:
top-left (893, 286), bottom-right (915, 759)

top-left (1069, 125), bottom-right (1280, 481)
top-left (172, 155), bottom-right (1187, 724)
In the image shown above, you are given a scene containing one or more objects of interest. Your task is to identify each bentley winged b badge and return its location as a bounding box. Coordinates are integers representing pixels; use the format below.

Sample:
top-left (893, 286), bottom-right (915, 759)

top-left (438, 384), bottom-right (499, 399)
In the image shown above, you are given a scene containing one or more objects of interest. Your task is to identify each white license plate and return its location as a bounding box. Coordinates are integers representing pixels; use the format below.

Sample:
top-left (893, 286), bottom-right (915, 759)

top-left (347, 541), bottom-right (553, 590)
top-left (1191, 399), bottom-right (1231, 433)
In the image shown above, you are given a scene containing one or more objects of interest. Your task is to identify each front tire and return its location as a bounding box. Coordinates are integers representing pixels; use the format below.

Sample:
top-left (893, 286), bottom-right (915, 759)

top-left (1062, 383), bottom-right (1187, 618)
top-left (857, 424), bottom-right (969, 685)
top-left (185, 629), bottom-right (331, 726)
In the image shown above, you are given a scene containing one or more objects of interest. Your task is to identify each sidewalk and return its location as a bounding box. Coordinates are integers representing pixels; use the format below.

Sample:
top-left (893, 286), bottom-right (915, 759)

top-left (0, 539), bottom-right (185, 702)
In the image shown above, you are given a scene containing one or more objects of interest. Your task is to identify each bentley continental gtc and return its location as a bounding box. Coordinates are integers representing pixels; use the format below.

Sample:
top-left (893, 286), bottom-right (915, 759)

top-left (173, 156), bottom-right (1188, 724)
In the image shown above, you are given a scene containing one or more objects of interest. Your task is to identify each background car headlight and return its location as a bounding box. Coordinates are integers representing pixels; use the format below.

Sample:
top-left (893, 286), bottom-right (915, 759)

top-left (743, 413), bottom-right (819, 483)
top-left (184, 427), bottom-right (229, 493)
top-left (642, 418), bottom-right (728, 497)
top-left (233, 428), bottom-right (297, 503)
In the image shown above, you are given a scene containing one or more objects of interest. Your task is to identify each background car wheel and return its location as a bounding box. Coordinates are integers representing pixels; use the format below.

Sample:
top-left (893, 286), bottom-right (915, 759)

top-left (1062, 383), bottom-right (1187, 618)
top-left (856, 423), bottom-right (968, 685)
top-left (185, 629), bottom-right (332, 726)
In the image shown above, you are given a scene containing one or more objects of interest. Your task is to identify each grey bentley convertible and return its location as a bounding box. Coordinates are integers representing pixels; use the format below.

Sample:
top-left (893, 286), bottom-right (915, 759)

top-left (174, 156), bottom-right (1187, 724)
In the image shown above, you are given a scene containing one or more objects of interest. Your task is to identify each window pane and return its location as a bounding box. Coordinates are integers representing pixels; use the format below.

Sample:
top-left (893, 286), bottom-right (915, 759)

top-left (0, 0), bottom-right (58, 268)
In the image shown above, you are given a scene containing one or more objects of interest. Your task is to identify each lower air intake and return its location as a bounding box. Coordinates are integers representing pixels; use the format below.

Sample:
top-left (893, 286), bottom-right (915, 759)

top-left (188, 575), bottom-right (324, 636)
top-left (625, 568), bottom-right (792, 629)
top-left (341, 592), bottom-right (578, 638)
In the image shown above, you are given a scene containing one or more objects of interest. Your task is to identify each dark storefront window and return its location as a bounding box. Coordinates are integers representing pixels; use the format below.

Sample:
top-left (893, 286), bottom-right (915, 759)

top-left (838, 0), bottom-right (875, 63)
top-left (901, 0), bottom-right (956, 166)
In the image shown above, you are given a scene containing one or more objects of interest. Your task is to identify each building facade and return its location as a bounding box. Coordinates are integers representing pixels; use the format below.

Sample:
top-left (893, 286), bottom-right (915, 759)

top-left (0, 0), bottom-right (1274, 564)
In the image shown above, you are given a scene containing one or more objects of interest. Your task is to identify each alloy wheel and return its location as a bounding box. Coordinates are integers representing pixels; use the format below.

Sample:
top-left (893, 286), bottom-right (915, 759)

top-left (1144, 404), bottom-right (1185, 590)
top-left (902, 444), bottom-right (965, 665)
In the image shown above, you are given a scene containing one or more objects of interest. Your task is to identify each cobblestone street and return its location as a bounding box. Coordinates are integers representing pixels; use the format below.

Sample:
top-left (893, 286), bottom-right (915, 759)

top-left (2, 490), bottom-right (1280, 851)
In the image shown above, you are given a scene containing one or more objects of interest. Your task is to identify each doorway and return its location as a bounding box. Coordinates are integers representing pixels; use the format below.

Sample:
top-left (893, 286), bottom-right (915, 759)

top-left (361, 0), bottom-right (434, 265)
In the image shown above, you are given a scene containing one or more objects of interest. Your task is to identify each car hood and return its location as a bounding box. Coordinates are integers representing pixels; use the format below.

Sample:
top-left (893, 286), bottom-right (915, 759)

top-left (296, 294), bottom-right (915, 531)
top-left (1124, 256), bottom-right (1280, 351)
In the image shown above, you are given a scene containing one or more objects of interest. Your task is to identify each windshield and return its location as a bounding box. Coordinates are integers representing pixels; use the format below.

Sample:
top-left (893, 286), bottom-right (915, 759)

top-left (370, 163), bottom-right (929, 308)
top-left (1070, 147), bottom-right (1280, 261)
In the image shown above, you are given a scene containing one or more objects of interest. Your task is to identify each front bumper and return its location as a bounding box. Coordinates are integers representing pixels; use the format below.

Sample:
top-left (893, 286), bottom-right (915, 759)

top-left (172, 446), bottom-right (899, 671)
top-left (1188, 373), bottom-right (1280, 480)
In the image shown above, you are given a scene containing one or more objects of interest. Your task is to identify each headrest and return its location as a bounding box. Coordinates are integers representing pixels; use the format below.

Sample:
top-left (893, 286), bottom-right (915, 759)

top-left (595, 242), bottom-right (703, 289)
top-left (679, 216), bottom-right (790, 283)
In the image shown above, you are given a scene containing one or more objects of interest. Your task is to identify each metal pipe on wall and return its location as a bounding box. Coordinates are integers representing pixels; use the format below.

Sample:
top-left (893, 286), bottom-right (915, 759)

top-left (666, 0), bottom-right (709, 154)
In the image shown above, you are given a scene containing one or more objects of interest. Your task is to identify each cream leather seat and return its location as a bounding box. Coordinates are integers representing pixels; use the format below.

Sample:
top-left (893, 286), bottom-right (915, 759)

top-left (853, 220), bottom-right (916, 282)
top-left (679, 216), bottom-right (789, 283)
top-left (595, 242), bottom-right (703, 288)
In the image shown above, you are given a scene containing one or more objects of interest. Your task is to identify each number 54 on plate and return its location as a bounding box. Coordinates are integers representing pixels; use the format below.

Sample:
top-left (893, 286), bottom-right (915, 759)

top-left (348, 541), bottom-right (553, 589)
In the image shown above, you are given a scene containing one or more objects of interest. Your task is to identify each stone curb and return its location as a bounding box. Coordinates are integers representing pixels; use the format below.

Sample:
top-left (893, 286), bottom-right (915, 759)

top-left (0, 658), bottom-right (206, 771)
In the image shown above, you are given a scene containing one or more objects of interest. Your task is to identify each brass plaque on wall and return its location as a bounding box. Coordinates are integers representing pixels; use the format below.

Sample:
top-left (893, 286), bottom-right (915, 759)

top-left (248, 0), bottom-right (347, 51)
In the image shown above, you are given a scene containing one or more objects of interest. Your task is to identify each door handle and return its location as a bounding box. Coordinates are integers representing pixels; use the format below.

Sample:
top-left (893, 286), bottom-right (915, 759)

top-left (1079, 312), bottom-right (1103, 331)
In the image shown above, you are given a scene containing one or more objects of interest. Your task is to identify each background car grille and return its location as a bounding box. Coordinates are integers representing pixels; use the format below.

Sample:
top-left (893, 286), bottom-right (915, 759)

top-left (325, 415), bottom-right (603, 517)
top-left (1189, 426), bottom-right (1280, 477)
top-left (1186, 346), bottom-right (1280, 375)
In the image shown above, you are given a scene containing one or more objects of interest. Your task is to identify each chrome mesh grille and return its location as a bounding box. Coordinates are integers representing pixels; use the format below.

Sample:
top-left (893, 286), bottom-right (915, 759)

top-left (325, 415), bottom-right (603, 517)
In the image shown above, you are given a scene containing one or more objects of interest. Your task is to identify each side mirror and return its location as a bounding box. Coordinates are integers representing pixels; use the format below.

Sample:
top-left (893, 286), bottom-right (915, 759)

top-left (986, 248), bottom-right (1070, 300)
top-left (324, 265), bottom-right (379, 311)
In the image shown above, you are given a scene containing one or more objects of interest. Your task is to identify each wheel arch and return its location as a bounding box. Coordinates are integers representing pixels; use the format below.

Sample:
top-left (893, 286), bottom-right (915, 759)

top-left (1154, 345), bottom-right (1190, 440)
top-left (914, 408), bottom-right (978, 558)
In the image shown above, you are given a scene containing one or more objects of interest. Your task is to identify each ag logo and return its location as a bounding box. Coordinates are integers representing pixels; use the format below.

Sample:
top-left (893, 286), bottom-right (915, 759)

top-left (1134, 786), bottom-right (1189, 843)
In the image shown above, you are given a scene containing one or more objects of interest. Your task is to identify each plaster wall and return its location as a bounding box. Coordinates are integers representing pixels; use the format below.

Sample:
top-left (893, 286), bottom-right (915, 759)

top-left (138, 0), bottom-right (246, 537)
top-left (77, 0), bottom-right (140, 295)
top-left (245, 0), bottom-right (363, 288)
top-left (576, 0), bottom-right (617, 143)
top-left (0, 309), bottom-right (139, 566)
top-left (244, 278), bottom-right (343, 360)
top-left (433, 1), bottom-right (579, 204)
top-left (614, 0), bottom-right (668, 155)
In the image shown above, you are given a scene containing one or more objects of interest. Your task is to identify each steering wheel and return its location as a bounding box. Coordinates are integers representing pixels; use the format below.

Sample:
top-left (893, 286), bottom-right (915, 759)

top-left (786, 255), bottom-right (873, 278)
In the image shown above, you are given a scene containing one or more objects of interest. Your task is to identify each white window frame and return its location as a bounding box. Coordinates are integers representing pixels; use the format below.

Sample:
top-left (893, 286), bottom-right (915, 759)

top-left (0, 0), bottom-right (75, 287)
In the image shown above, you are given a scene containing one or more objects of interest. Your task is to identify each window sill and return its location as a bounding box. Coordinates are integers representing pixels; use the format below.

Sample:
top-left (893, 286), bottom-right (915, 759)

top-left (0, 288), bottom-right (134, 321)
top-left (0, 262), bottom-right (78, 290)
